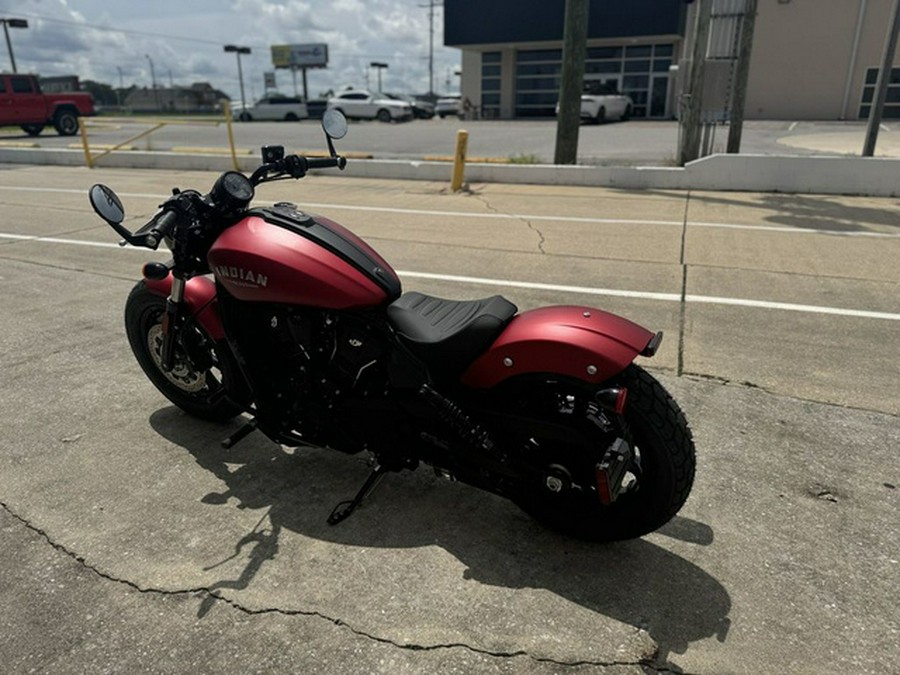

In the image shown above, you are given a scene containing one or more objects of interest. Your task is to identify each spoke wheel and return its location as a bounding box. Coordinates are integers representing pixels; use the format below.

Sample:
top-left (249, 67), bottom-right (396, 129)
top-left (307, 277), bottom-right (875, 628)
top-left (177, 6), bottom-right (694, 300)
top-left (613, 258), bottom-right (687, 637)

top-left (492, 365), bottom-right (695, 541)
top-left (125, 282), bottom-right (242, 422)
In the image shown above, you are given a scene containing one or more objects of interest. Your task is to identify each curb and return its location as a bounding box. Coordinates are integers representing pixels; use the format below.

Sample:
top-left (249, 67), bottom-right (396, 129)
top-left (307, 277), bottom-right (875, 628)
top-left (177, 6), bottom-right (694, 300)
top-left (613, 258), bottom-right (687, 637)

top-left (1, 147), bottom-right (899, 197)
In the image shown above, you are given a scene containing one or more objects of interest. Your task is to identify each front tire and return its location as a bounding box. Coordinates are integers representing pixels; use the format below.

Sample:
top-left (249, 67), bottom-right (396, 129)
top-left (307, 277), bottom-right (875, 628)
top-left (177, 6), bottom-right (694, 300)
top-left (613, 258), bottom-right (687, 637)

top-left (504, 365), bottom-right (695, 541)
top-left (124, 282), bottom-right (242, 422)
top-left (376, 108), bottom-right (392, 123)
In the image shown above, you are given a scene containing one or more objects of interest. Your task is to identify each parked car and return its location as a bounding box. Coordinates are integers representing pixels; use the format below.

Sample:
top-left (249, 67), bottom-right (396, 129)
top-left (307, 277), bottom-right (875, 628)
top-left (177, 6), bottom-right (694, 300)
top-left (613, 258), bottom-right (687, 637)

top-left (232, 94), bottom-right (309, 122)
top-left (385, 93), bottom-right (435, 119)
top-left (326, 90), bottom-right (413, 122)
top-left (435, 94), bottom-right (462, 119)
top-left (0, 73), bottom-right (95, 136)
top-left (556, 82), bottom-right (632, 123)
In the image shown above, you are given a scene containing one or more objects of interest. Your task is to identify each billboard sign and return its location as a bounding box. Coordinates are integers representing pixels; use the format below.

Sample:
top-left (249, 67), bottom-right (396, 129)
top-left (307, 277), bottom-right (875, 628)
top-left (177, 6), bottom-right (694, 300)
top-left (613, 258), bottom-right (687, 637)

top-left (271, 43), bottom-right (329, 69)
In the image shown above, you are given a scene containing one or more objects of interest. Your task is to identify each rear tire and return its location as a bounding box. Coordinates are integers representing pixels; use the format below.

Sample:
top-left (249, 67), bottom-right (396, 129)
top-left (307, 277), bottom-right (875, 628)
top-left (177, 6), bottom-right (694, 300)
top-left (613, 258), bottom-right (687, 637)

top-left (506, 365), bottom-right (695, 541)
top-left (53, 109), bottom-right (79, 136)
top-left (124, 282), bottom-right (242, 422)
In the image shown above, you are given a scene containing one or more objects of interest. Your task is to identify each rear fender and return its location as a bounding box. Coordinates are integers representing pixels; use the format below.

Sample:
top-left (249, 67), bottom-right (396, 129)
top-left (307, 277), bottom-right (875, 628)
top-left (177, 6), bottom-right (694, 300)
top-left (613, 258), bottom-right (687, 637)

top-left (143, 273), bottom-right (224, 340)
top-left (461, 305), bottom-right (659, 388)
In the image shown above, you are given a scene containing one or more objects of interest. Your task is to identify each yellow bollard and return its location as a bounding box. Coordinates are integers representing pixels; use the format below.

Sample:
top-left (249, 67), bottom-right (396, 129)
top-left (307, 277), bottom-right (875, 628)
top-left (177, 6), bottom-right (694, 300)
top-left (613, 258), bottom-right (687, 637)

top-left (78, 116), bottom-right (93, 168)
top-left (450, 129), bottom-right (468, 192)
top-left (222, 100), bottom-right (239, 171)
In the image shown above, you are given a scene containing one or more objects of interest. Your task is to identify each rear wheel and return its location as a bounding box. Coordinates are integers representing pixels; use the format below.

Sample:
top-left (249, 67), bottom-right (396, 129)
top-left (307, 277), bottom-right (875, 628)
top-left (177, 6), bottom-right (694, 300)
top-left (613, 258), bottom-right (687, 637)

top-left (124, 282), bottom-right (242, 422)
top-left (53, 109), bottom-right (79, 136)
top-left (497, 365), bottom-right (695, 541)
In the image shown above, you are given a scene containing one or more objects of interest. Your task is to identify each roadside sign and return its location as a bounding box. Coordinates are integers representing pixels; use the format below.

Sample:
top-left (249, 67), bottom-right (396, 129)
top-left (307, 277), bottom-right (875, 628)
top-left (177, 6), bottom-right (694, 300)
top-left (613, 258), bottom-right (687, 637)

top-left (271, 44), bottom-right (329, 69)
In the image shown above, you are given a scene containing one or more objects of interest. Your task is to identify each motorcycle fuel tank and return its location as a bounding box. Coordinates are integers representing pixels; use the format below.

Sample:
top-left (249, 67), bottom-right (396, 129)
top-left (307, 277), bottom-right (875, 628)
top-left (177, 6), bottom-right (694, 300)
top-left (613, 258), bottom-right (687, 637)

top-left (208, 204), bottom-right (401, 308)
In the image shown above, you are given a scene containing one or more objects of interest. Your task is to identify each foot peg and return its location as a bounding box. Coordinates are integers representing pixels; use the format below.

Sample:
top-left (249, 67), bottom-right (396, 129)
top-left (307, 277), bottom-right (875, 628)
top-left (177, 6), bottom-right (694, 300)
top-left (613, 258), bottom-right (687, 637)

top-left (221, 418), bottom-right (257, 449)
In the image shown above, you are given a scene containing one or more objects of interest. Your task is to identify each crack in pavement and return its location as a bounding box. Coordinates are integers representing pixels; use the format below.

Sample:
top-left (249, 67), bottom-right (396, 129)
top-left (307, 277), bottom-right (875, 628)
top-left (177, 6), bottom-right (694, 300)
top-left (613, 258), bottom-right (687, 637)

top-left (472, 192), bottom-right (547, 254)
top-left (0, 499), bottom-right (675, 671)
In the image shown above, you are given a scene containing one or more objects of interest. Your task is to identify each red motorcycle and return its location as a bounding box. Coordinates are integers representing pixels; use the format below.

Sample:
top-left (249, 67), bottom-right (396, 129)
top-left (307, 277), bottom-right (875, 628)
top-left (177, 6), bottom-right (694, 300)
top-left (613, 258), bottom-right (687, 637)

top-left (89, 111), bottom-right (695, 541)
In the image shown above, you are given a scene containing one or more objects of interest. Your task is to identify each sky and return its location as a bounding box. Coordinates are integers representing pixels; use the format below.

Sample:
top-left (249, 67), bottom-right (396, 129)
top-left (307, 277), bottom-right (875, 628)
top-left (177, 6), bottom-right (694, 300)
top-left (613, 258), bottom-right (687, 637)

top-left (0, 0), bottom-right (461, 100)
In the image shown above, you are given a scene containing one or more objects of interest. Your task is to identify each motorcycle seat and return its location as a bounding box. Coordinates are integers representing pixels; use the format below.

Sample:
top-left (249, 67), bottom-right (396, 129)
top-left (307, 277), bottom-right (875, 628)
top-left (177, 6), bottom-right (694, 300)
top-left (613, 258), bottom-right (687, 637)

top-left (387, 291), bottom-right (518, 379)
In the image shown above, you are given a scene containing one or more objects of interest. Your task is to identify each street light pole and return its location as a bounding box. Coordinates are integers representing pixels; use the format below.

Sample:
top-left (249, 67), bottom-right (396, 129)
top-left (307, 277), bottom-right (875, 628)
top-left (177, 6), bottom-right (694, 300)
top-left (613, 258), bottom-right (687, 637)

top-left (145, 54), bottom-right (161, 111)
top-left (370, 62), bottom-right (388, 92)
top-left (1, 18), bottom-right (29, 73)
top-left (224, 45), bottom-right (251, 112)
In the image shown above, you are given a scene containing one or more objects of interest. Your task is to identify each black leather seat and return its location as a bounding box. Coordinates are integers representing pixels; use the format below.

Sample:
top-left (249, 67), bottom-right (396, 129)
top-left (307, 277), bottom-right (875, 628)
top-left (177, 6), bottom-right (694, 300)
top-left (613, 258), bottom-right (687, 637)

top-left (387, 291), bottom-right (518, 380)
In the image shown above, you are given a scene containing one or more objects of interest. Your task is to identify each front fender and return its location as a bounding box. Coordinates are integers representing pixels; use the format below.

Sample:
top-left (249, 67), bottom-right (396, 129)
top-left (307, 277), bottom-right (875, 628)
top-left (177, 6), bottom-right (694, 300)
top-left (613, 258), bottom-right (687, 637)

top-left (144, 273), bottom-right (224, 340)
top-left (461, 305), bottom-right (659, 388)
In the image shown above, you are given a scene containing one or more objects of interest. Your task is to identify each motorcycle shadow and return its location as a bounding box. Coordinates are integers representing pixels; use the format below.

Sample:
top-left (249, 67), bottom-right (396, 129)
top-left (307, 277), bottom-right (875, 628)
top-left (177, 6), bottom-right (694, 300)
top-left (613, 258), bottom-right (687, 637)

top-left (150, 407), bottom-right (730, 667)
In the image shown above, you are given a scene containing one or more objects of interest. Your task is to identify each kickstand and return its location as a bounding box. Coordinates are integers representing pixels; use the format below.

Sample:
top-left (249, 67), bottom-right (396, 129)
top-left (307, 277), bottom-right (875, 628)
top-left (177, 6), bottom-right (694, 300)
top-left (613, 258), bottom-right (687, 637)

top-left (327, 463), bottom-right (386, 525)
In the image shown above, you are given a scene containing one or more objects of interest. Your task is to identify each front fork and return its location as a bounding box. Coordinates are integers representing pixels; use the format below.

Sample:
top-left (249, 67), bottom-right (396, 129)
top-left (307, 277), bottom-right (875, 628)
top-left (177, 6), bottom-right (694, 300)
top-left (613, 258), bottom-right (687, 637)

top-left (159, 274), bottom-right (186, 372)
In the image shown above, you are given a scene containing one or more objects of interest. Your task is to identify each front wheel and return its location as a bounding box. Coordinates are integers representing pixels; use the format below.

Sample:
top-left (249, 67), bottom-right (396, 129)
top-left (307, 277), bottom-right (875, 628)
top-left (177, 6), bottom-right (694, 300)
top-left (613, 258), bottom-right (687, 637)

top-left (376, 108), bottom-right (392, 123)
top-left (502, 365), bottom-right (695, 541)
top-left (124, 282), bottom-right (242, 422)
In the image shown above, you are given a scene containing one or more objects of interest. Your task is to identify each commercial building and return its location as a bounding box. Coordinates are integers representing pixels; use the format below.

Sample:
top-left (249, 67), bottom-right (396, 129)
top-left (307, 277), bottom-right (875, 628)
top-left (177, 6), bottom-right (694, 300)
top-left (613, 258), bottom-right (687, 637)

top-left (443, 0), bottom-right (900, 121)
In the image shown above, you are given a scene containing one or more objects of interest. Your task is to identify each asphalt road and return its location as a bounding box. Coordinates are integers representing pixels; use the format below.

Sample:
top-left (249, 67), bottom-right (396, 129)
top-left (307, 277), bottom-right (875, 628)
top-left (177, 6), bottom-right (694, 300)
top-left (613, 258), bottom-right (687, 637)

top-left (3, 116), bottom-right (900, 166)
top-left (1, 164), bottom-right (898, 673)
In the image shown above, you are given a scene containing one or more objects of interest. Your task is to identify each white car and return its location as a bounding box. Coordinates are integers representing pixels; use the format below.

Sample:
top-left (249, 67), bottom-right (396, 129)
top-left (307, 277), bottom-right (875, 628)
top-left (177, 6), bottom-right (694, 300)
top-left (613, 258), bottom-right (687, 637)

top-left (233, 94), bottom-right (309, 122)
top-left (435, 94), bottom-right (462, 119)
top-left (556, 82), bottom-right (632, 123)
top-left (326, 90), bottom-right (413, 122)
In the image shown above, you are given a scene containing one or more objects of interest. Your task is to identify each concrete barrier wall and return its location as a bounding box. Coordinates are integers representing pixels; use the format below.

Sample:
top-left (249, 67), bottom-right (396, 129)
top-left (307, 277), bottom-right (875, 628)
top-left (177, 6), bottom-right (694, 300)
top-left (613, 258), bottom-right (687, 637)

top-left (1, 147), bottom-right (898, 197)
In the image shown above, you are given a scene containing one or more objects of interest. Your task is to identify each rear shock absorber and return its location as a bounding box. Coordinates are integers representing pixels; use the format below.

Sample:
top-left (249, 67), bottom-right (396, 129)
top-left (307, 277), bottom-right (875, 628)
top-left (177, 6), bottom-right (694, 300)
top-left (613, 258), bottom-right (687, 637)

top-left (419, 384), bottom-right (495, 451)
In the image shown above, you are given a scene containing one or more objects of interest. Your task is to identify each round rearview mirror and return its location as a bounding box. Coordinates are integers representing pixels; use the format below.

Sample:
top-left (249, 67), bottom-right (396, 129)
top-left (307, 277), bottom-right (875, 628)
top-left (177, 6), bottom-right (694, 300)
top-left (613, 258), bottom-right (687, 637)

top-left (89, 184), bottom-right (125, 225)
top-left (322, 109), bottom-right (348, 140)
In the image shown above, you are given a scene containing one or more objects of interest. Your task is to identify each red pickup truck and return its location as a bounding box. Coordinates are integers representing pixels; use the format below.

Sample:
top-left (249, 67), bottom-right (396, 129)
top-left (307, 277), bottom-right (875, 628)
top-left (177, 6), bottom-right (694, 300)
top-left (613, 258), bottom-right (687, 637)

top-left (0, 73), bottom-right (96, 136)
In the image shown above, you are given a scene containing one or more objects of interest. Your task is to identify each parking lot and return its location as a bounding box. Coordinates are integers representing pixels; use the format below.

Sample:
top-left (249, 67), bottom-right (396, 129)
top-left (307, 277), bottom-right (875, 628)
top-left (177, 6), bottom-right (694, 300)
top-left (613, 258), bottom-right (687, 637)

top-left (1, 163), bottom-right (898, 672)
top-left (3, 116), bottom-right (900, 167)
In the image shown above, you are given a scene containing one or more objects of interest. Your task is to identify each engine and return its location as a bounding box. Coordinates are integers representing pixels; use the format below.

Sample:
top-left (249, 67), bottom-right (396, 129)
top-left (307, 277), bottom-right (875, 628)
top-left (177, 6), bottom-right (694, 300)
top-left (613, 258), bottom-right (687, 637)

top-left (218, 292), bottom-right (390, 450)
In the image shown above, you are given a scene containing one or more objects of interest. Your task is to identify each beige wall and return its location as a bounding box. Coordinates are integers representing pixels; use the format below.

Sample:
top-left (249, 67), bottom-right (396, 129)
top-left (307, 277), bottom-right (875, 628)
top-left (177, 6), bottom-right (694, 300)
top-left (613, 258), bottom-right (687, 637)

top-left (747, 0), bottom-right (900, 119)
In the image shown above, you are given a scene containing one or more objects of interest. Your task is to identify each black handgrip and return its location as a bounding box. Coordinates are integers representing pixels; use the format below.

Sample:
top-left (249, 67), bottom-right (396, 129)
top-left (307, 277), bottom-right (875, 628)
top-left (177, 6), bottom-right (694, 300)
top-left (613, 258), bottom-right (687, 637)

top-left (306, 156), bottom-right (346, 171)
top-left (142, 210), bottom-right (178, 249)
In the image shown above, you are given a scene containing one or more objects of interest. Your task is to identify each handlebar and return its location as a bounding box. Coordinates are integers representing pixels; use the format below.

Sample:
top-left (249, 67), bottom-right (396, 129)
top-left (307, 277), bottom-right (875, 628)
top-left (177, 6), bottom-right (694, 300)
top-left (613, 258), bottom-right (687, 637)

top-left (139, 210), bottom-right (178, 249)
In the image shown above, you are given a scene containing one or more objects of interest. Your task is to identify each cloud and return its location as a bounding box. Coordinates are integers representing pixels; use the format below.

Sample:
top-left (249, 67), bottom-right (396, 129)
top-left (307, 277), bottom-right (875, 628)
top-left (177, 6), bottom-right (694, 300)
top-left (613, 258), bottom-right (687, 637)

top-left (1, 0), bottom-right (459, 98)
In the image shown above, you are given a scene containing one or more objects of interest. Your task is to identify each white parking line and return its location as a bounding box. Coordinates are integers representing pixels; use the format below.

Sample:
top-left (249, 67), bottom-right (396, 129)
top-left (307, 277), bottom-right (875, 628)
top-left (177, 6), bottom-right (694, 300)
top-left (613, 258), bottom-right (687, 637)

top-left (1, 185), bottom-right (898, 238)
top-left (2, 233), bottom-right (897, 322)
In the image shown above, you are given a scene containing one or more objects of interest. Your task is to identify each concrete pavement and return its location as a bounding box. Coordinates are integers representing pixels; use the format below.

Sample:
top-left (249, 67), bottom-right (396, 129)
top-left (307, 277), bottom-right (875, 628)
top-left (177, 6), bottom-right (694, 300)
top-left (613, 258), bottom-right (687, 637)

top-left (0, 165), bottom-right (898, 673)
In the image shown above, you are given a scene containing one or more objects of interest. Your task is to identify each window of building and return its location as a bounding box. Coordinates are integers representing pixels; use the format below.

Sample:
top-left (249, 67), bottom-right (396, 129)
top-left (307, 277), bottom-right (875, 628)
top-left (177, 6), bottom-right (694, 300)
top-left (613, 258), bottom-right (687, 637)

top-left (481, 51), bottom-right (502, 119)
top-left (514, 42), bottom-right (673, 118)
top-left (859, 67), bottom-right (900, 119)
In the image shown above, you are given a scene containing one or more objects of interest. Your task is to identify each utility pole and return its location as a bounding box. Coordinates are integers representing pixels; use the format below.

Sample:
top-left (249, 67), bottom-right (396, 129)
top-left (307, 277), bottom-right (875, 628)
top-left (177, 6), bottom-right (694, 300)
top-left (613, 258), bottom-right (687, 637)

top-left (863, 0), bottom-right (900, 156)
top-left (726, 0), bottom-right (758, 154)
top-left (420, 0), bottom-right (442, 97)
top-left (679, 0), bottom-right (712, 165)
top-left (554, 0), bottom-right (589, 165)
